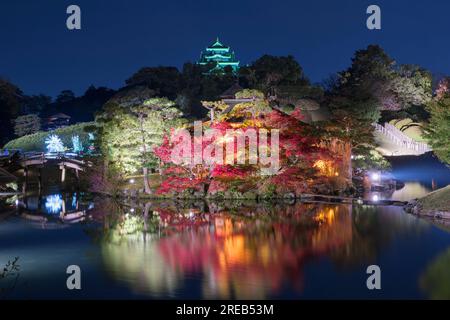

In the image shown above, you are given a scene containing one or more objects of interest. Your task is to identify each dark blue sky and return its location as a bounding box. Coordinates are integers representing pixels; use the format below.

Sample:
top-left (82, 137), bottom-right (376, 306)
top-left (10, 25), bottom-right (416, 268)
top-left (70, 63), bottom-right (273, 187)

top-left (1, 0), bottom-right (449, 97)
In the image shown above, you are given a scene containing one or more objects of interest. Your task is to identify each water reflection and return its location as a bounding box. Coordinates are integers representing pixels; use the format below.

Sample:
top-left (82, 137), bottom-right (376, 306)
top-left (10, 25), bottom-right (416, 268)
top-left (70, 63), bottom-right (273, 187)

top-left (420, 247), bottom-right (450, 299)
top-left (88, 200), bottom-right (428, 299)
top-left (45, 194), bottom-right (63, 214)
top-left (16, 192), bottom-right (91, 227)
top-left (390, 182), bottom-right (431, 201)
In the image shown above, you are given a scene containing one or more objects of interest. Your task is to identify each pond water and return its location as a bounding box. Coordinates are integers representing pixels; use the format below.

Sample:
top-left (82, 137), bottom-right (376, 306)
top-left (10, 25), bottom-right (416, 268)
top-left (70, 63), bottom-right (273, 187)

top-left (1, 154), bottom-right (450, 300)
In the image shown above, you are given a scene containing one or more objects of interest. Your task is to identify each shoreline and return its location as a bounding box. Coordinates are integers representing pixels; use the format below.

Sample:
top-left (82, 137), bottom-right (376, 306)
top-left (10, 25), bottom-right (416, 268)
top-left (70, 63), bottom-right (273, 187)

top-left (404, 185), bottom-right (450, 220)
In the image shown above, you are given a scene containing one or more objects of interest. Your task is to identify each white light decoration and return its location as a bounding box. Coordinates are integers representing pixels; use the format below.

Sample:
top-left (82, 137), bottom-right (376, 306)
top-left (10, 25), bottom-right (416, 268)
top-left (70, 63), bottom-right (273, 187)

top-left (371, 172), bottom-right (381, 182)
top-left (45, 194), bottom-right (63, 214)
top-left (129, 179), bottom-right (135, 184)
top-left (71, 135), bottom-right (83, 153)
top-left (372, 194), bottom-right (379, 202)
top-left (45, 134), bottom-right (65, 153)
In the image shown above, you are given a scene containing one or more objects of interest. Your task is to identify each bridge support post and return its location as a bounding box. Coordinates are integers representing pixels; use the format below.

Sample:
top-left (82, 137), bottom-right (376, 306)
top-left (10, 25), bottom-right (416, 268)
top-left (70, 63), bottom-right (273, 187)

top-left (61, 165), bottom-right (66, 183)
top-left (38, 168), bottom-right (42, 192)
top-left (22, 167), bottom-right (28, 194)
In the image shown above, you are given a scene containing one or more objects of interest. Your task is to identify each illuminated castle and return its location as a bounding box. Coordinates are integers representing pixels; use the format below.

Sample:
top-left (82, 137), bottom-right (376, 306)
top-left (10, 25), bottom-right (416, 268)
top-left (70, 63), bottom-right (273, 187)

top-left (198, 37), bottom-right (240, 74)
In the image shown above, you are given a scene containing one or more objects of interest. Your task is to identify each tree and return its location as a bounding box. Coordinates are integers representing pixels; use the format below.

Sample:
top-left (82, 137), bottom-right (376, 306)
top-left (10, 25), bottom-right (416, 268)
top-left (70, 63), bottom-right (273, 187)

top-left (201, 100), bottom-right (227, 122)
top-left (131, 98), bottom-right (184, 193)
top-left (324, 46), bottom-right (391, 177)
top-left (241, 55), bottom-right (304, 94)
top-left (72, 135), bottom-right (84, 153)
top-left (125, 67), bottom-right (181, 99)
top-left (23, 94), bottom-right (52, 114)
top-left (389, 65), bottom-right (432, 110)
top-left (56, 90), bottom-right (75, 104)
top-left (45, 135), bottom-right (65, 153)
top-left (424, 94), bottom-right (450, 164)
top-left (0, 79), bottom-right (23, 144)
top-left (435, 77), bottom-right (450, 101)
top-left (97, 97), bottom-right (185, 193)
top-left (13, 114), bottom-right (41, 137)
top-left (154, 94), bottom-right (332, 196)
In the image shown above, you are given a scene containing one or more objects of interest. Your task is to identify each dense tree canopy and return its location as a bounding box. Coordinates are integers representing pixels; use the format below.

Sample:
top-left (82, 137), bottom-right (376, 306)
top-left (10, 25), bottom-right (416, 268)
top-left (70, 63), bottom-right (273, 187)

top-left (424, 94), bottom-right (450, 164)
top-left (239, 55), bottom-right (304, 93)
top-left (13, 114), bottom-right (41, 137)
top-left (97, 97), bottom-right (185, 192)
top-left (153, 93), bottom-right (337, 197)
top-left (0, 79), bottom-right (23, 144)
top-left (125, 67), bottom-right (181, 100)
top-left (325, 46), bottom-right (382, 158)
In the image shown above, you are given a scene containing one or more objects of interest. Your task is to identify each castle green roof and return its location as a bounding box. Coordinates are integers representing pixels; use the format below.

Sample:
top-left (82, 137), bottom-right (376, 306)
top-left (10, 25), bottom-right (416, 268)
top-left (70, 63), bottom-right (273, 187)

top-left (198, 37), bottom-right (240, 74)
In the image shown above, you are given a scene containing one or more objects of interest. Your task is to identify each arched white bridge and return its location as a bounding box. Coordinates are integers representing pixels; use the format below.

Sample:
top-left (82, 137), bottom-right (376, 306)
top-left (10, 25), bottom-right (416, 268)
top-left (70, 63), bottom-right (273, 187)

top-left (373, 123), bottom-right (431, 155)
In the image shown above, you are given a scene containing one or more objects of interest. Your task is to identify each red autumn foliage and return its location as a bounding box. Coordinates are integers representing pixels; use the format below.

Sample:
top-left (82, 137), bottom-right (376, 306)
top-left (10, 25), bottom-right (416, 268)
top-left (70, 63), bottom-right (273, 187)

top-left (211, 165), bottom-right (252, 179)
top-left (153, 107), bottom-right (335, 195)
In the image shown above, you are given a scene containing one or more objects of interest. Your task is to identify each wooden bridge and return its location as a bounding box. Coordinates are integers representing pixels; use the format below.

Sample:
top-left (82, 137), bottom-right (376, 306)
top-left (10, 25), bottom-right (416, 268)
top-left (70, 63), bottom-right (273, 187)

top-left (1, 150), bottom-right (92, 193)
top-left (21, 152), bottom-right (91, 181)
top-left (19, 152), bottom-right (92, 184)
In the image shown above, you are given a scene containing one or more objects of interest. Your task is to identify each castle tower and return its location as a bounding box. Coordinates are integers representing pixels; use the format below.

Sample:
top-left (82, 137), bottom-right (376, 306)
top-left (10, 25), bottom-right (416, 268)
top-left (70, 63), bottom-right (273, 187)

top-left (198, 37), bottom-right (240, 74)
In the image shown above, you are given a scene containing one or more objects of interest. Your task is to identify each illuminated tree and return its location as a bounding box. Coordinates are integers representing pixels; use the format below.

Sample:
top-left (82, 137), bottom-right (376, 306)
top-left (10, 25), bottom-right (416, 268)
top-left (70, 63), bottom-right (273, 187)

top-left (201, 100), bottom-right (227, 122)
top-left (71, 135), bottom-right (83, 153)
top-left (97, 97), bottom-right (185, 193)
top-left (424, 94), bottom-right (450, 164)
top-left (154, 94), bottom-right (330, 196)
top-left (435, 78), bottom-right (450, 100)
top-left (45, 134), bottom-right (65, 153)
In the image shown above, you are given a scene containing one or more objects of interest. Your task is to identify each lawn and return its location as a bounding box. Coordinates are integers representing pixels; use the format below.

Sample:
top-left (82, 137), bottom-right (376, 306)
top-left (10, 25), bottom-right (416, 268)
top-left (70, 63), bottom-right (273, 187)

top-left (418, 185), bottom-right (450, 212)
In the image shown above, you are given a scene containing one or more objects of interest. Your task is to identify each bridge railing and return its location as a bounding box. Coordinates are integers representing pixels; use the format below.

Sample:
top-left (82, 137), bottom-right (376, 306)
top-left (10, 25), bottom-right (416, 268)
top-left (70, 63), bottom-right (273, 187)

top-left (373, 123), bottom-right (431, 153)
top-left (23, 151), bottom-right (45, 158)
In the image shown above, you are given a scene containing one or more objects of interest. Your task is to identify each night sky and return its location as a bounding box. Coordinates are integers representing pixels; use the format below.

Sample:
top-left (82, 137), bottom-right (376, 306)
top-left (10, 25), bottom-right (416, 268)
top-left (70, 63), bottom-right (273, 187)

top-left (1, 0), bottom-right (449, 97)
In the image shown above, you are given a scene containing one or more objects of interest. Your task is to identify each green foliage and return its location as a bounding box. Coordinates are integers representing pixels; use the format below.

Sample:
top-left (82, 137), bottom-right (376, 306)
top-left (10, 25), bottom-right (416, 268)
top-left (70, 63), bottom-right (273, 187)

top-left (13, 114), bottom-right (41, 137)
top-left (424, 95), bottom-right (450, 164)
top-left (326, 94), bottom-right (379, 152)
top-left (420, 247), bottom-right (450, 299)
top-left (235, 89), bottom-right (264, 99)
top-left (125, 66), bottom-right (181, 99)
top-left (0, 79), bottom-right (22, 144)
top-left (326, 45), bottom-right (389, 154)
top-left (390, 65), bottom-right (432, 109)
top-left (97, 97), bottom-right (185, 175)
top-left (3, 122), bottom-right (95, 152)
top-left (352, 149), bottom-right (390, 171)
top-left (417, 185), bottom-right (450, 212)
top-left (56, 90), bottom-right (75, 104)
top-left (240, 55), bottom-right (304, 93)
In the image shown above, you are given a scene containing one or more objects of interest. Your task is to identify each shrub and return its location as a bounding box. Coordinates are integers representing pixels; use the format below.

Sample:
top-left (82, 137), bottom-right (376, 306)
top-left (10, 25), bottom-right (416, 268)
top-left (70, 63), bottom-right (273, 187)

top-left (3, 122), bottom-right (96, 152)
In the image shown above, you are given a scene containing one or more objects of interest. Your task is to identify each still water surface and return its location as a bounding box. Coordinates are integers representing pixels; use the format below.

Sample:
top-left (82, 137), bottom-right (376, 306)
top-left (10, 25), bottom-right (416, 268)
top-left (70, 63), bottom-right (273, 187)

top-left (1, 154), bottom-right (450, 299)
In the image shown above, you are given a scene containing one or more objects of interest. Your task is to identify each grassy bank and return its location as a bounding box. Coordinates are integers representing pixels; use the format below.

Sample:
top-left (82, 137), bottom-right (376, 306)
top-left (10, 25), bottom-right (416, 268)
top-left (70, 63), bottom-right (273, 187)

top-left (3, 122), bottom-right (95, 152)
top-left (417, 185), bottom-right (450, 212)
